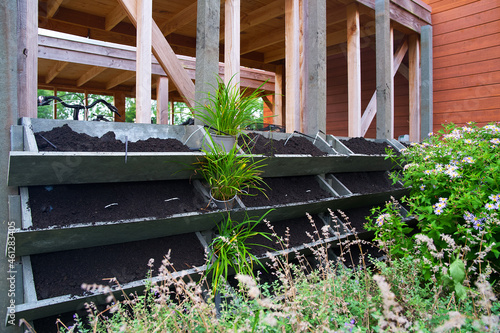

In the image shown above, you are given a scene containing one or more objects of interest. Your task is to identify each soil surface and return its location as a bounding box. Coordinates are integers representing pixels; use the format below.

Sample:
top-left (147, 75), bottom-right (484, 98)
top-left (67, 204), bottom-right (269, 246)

top-left (333, 171), bottom-right (402, 194)
top-left (334, 206), bottom-right (374, 233)
top-left (28, 180), bottom-right (208, 229)
top-left (340, 137), bottom-right (398, 155)
top-left (238, 133), bottom-right (327, 156)
top-left (35, 124), bottom-right (193, 152)
top-left (240, 176), bottom-right (334, 207)
top-left (247, 214), bottom-right (327, 256)
top-left (30, 233), bottom-right (206, 300)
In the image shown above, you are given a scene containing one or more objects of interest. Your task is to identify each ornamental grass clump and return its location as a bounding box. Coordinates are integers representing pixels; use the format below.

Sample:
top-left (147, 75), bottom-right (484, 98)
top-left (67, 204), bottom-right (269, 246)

top-left (385, 122), bottom-right (500, 285)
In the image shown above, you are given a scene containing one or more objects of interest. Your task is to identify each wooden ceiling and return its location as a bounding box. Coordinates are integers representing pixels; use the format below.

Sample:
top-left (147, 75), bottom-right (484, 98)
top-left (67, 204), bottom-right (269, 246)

top-left (37, 0), bottom-right (431, 99)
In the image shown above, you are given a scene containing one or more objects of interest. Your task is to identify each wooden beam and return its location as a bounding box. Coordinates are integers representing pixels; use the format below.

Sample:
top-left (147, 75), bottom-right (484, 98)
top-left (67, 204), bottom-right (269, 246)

top-left (18, 0), bottom-right (38, 118)
top-left (136, 0), bottom-right (152, 124)
top-left (117, 0), bottom-right (195, 107)
top-left (156, 77), bottom-right (169, 124)
top-left (302, 0), bottom-right (326, 135)
top-left (274, 65), bottom-right (284, 127)
top-left (241, 28), bottom-right (284, 55)
top-left (375, 0), bottom-right (394, 139)
top-left (105, 5), bottom-right (127, 31)
top-left (285, 0), bottom-right (301, 133)
top-left (76, 66), bottom-right (107, 87)
top-left (194, 0), bottom-right (220, 123)
top-left (47, 0), bottom-right (64, 18)
top-left (45, 61), bottom-right (68, 84)
top-left (409, 34), bottom-right (420, 142)
top-left (360, 37), bottom-right (408, 136)
top-left (347, 3), bottom-right (361, 137)
top-left (106, 71), bottom-right (136, 90)
top-left (420, 25), bottom-right (433, 139)
top-left (114, 91), bottom-right (126, 122)
top-left (160, 2), bottom-right (197, 36)
top-left (225, 0), bottom-right (240, 87)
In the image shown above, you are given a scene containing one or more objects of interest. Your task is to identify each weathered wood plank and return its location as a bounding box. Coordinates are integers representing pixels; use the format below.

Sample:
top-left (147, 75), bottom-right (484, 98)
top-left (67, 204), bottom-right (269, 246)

top-left (106, 71), bottom-right (136, 90)
top-left (45, 61), bottom-right (68, 84)
top-left (224, 0), bottom-right (240, 86)
top-left (160, 2), bottom-right (197, 36)
top-left (285, 0), bottom-right (301, 133)
top-left (76, 66), bottom-right (107, 87)
top-left (105, 5), bottom-right (127, 31)
top-left (409, 34), bottom-right (420, 142)
top-left (420, 25), bottom-right (433, 139)
top-left (136, 0), bottom-right (152, 124)
top-left (347, 3), bottom-right (361, 137)
top-left (156, 77), bottom-right (169, 125)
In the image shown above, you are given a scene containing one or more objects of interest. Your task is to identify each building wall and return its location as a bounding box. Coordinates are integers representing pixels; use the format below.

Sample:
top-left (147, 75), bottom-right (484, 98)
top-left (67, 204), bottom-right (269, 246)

top-left (326, 48), bottom-right (410, 138)
top-left (424, 0), bottom-right (500, 128)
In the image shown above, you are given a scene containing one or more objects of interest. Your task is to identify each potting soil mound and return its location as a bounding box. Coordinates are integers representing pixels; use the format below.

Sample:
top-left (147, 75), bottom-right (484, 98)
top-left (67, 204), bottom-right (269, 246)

top-left (247, 214), bottom-right (326, 256)
top-left (238, 133), bottom-right (327, 156)
top-left (334, 206), bottom-right (373, 233)
top-left (35, 124), bottom-right (193, 152)
top-left (340, 137), bottom-right (397, 155)
top-left (29, 180), bottom-right (208, 229)
top-left (30, 233), bottom-right (206, 299)
top-left (333, 171), bottom-right (402, 194)
top-left (240, 176), bottom-right (334, 207)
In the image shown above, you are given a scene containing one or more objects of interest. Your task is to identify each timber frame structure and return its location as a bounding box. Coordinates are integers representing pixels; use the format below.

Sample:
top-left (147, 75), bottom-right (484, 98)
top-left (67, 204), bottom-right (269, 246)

top-left (18, 0), bottom-right (432, 139)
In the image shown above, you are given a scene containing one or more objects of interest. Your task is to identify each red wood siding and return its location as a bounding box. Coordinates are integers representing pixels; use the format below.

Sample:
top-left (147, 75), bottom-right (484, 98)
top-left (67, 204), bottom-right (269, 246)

top-left (326, 48), bottom-right (410, 138)
top-left (424, 0), bottom-right (500, 129)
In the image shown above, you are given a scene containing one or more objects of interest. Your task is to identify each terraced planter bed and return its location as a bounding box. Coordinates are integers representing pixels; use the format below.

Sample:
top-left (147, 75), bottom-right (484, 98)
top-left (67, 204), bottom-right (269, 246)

top-left (338, 137), bottom-right (399, 155)
top-left (238, 132), bottom-right (328, 156)
top-left (16, 232), bottom-right (208, 322)
top-left (332, 171), bottom-right (403, 195)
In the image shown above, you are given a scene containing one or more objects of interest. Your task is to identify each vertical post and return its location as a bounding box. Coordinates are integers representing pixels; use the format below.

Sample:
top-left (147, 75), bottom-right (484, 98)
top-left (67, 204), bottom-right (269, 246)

top-left (347, 3), bottom-right (361, 137)
top-left (375, 0), bottom-right (393, 139)
top-left (409, 34), bottom-right (420, 142)
top-left (420, 25), bottom-right (433, 139)
top-left (53, 88), bottom-right (58, 119)
top-left (17, 0), bottom-right (38, 118)
top-left (285, 0), bottom-right (301, 133)
top-left (84, 91), bottom-right (89, 121)
top-left (275, 64), bottom-right (284, 127)
top-left (2, 1), bottom-right (22, 331)
top-left (114, 91), bottom-right (126, 122)
top-left (302, 0), bottom-right (326, 135)
top-left (170, 101), bottom-right (175, 124)
top-left (156, 77), bottom-right (169, 124)
top-left (224, 0), bottom-right (240, 87)
top-left (136, 0), bottom-right (152, 124)
top-left (195, 0), bottom-right (221, 124)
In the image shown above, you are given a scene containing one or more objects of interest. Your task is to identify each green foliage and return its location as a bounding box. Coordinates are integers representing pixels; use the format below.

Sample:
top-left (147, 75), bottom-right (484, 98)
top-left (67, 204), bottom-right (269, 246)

top-left (191, 74), bottom-right (268, 136)
top-left (207, 211), bottom-right (272, 293)
top-left (388, 122), bottom-right (500, 282)
top-left (194, 133), bottom-right (267, 201)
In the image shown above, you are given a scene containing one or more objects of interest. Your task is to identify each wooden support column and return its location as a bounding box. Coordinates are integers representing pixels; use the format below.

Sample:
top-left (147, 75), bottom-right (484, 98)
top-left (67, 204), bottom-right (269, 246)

top-left (302, 0), bottom-right (326, 135)
top-left (420, 25), bottom-right (433, 139)
top-left (347, 3), bottom-right (361, 137)
top-left (136, 0), bottom-right (152, 124)
top-left (194, 0), bottom-right (220, 124)
top-left (275, 64), bottom-right (284, 127)
top-left (409, 34), bottom-right (420, 142)
top-left (53, 88), bottom-right (58, 119)
top-left (170, 101), bottom-right (174, 124)
top-left (17, 0), bottom-right (38, 118)
top-left (285, 0), bottom-right (301, 133)
top-left (375, 0), bottom-right (393, 139)
top-left (224, 0), bottom-right (240, 87)
top-left (156, 77), bottom-right (169, 124)
top-left (84, 91), bottom-right (89, 121)
top-left (114, 92), bottom-right (126, 122)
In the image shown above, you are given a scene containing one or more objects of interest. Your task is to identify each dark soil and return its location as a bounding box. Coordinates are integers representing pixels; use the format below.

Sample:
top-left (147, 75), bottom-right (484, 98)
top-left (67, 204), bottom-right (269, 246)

top-left (35, 124), bottom-right (193, 152)
top-left (333, 171), bottom-right (402, 194)
top-left (247, 214), bottom-right (327, 256)
top-left (240, 176), bottom-right (334, 207)
top-left (28, 180), bottom-right (208, 229)
top-left (334, 206), bottom-right (374, 233)
top-left (238, 132), bottom-right (327, 156)
top-left (340, 137), bottom-right (397, 155)
top-left (332, 242), bottom-right (384, 268)
top-left (30, 233), bottom-right (206, 300)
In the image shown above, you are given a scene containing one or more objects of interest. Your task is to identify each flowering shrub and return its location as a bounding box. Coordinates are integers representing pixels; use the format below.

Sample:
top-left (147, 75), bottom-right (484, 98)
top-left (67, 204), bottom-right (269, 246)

top-left (388, 122), bottom-right (500, 282)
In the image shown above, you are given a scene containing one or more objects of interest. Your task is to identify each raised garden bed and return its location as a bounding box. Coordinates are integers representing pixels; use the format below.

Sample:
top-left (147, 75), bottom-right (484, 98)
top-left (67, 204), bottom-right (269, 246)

top-left (238, 132), bottom-right (328, 156)
top-left (332, 171), bottom-right (403, 195)
top-left (16, 232), bottom-right (208, 322)
top-left (332, 242), bottom-right (385, 268)
top-left (338, 137), bottom-right (399, 155)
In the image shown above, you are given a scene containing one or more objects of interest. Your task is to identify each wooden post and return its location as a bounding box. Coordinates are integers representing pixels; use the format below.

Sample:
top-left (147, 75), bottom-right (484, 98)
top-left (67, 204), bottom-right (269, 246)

top-left (17, 0), bottom-right (38, 118)
top-left (136, 0), bottom-right (152, 124)
top-left (170, 101), bottom-right (175, 124)
top-left (275, 64), bottom-right (284, 127)
top-left (156, 76), bottom-right (169, 124)
top-left (302, 0), bottom-right (326, 135)
top-left (194, 0), bottom-right (221, 125)
top-left (420, 25), bottom-right (433, 139)
top-left (53, 88), bottom-right (58, 119)
top-left (347, 3), bottom-right (361, 137)
top-left (224, 0), bottom-right (240, 87)
top-left (375, 0), bottom-right (393, 139)
top-left (84, 91), bottom-right (89, 121)
top-left (285, 0), bottom-right (301, 133)
top-left (409, 34), bottom-right (420, 142)
top-left (114, 92), bottom-right (126, 122)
